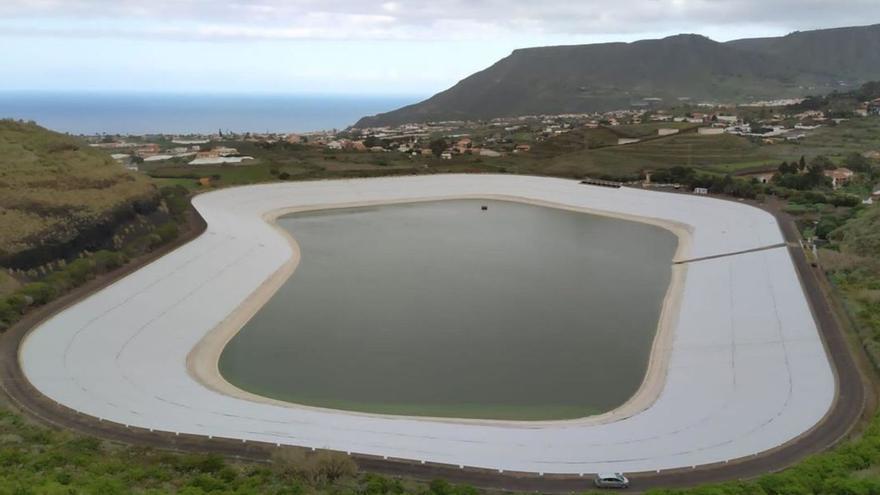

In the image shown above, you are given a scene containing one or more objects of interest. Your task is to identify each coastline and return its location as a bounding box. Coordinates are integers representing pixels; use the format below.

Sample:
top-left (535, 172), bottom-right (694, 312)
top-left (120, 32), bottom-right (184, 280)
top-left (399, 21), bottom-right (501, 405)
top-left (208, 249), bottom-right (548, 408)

top-left (186, 193), bottom-right (693, 427)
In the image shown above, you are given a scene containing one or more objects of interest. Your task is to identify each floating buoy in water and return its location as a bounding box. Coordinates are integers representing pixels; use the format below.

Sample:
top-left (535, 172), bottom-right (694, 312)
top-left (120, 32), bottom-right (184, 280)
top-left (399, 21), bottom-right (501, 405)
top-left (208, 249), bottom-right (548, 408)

top-left (481, 205), bottom-right (488, 211)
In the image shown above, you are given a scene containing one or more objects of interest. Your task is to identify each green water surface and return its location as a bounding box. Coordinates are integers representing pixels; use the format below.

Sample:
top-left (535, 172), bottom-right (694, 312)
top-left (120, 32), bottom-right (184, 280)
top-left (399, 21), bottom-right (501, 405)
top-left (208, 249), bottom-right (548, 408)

top-left (219, 199), bottom-right (677, 420)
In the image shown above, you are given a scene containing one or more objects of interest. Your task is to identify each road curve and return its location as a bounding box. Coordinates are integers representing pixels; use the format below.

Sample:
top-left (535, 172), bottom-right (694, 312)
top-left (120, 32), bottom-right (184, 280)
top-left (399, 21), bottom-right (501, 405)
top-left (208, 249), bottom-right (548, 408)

top-left (2, 175), bottom-right (864, 491)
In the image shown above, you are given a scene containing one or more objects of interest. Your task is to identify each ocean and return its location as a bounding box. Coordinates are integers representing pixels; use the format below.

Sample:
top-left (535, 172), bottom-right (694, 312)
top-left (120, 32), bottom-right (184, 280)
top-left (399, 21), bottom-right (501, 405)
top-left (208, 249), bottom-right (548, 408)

top-left (0, 92), bottom-right (420, 135)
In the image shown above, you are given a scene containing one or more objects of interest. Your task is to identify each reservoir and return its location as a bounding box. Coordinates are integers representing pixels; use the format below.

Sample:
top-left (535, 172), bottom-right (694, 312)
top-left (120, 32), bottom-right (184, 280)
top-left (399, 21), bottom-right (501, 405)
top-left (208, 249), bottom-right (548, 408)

top-left (218, 199), bottom-right (677, 420)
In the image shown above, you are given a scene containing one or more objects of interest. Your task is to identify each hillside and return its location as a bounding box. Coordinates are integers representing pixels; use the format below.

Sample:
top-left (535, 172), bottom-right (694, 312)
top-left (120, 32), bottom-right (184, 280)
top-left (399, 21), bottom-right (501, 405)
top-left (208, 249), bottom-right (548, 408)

top-left (0, 120), bottom-right (158, 267)
top-left (356, 24), bottom-right (880, 127)
top-left (831, 204), bottom-right (880, 258)
top-left (729, 24), bottom-right (880, 82)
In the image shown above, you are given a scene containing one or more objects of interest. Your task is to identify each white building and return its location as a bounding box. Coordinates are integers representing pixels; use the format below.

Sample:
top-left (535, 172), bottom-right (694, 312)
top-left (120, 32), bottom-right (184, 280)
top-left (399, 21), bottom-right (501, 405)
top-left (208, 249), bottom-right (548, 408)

top-left (698, 127), bottom-right (725, 136)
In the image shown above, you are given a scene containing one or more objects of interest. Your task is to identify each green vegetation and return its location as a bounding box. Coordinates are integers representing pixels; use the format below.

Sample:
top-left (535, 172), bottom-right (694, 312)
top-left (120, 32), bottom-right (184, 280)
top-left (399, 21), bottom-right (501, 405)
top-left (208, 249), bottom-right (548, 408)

top-left (770, 118), bottom-right (880, 164)
top-left (820, 204), bottom-right (880, 369)
top-left (535, 117), bottom-right (880, 179)
top-left (0, 120), bottom-right (158, 266)
top-left (0, 407), bottom-right (485, 495)
top-left (0, 271), bottom-right (19, 298)
top-left (564, 132), bottom-right (774, 176)
top-left (793, 81), bottom-right (880, 118)
top-left (646, 415), bottom-right (880, 494)
top-left (0, 185), bottom-right (190, 332)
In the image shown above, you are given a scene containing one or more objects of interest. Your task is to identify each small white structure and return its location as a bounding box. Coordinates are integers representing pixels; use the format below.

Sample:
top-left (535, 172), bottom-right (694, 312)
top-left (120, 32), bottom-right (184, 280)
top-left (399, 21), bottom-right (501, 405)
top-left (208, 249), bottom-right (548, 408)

top-left (143, 154), bottom-right (175, 162)
top-left (188, 156), bottom-right (254, 165)
top-left (698, 127), bottom-right (725, 135)
top-left (440, 151), bottom-right (453, 160)
top-left (694, 187), bottom-right (709, 195)
top-left (617, 138), bottom-right (641, 145)
top-left (657, 128), bottom-right (680, 136)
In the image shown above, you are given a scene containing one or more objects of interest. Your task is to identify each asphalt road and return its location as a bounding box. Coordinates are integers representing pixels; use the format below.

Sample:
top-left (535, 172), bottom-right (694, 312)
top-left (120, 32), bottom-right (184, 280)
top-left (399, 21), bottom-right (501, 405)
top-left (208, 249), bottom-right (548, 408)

top-left (0, 192), bottom-right (868, 493)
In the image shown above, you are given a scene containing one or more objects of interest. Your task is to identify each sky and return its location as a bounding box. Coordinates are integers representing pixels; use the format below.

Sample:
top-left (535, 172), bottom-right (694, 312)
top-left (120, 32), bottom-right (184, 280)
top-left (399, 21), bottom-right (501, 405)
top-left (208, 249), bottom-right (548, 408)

top-left (1, 1), bottom-right (879, 96)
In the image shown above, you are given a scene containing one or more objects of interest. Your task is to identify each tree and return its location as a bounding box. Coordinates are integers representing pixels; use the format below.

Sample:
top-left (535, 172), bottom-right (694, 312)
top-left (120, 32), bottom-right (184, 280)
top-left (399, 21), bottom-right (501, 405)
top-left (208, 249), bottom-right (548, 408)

top-left (811, 155), bottom-right (835, 170)
top-left (429, 138), bottom-right (448, 157)
top-left (778, 161), bottom-right (795, 175)
top-left (363, 136), bottom-right (382, 148)
top-left (843, 152), bottom-right (872, 172)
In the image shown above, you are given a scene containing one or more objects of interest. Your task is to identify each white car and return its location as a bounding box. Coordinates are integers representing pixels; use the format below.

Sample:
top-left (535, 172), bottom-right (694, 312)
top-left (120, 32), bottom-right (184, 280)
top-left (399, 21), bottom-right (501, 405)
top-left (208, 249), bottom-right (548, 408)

top-left (594, 472), bottom-right (630, 489)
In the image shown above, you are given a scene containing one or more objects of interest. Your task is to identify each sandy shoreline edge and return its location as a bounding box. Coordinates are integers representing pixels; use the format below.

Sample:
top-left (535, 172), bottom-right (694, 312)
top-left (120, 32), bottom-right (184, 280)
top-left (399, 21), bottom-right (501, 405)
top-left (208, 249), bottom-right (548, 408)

top-left (186, 193), bottom-right (693, 427)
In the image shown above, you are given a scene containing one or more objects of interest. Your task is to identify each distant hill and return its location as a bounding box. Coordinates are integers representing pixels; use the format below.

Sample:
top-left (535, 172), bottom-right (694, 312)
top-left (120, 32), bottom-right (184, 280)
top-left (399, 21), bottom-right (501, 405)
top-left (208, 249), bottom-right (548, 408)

top-left (356, 24), bottom-right (880, 127)
top-left (0, 120), bottom-right (157, 267)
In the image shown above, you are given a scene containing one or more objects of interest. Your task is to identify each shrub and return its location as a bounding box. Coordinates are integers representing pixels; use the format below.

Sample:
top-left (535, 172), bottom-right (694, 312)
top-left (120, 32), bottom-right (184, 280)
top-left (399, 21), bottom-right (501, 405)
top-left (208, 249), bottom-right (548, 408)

top-left (0, 299), bottom-right (19, 327)
top-left (272, 450), bottom-right (357, 486)
top-left (160, 185), bottom-right (190, 219)
top-left (19, 282), bottom-right (56, 305)
top-left (92, 250), bottom-right (125, 273)
top-left (66, 258), bottom-right (96, 286)
top-left (154, 223), bottom-right (179, 245)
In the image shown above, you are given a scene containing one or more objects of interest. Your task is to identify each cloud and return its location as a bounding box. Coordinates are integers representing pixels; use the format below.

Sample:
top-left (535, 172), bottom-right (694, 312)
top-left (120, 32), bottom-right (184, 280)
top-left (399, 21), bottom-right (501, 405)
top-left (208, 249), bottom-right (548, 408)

top-left (0, 0), bottom-right (878, 42)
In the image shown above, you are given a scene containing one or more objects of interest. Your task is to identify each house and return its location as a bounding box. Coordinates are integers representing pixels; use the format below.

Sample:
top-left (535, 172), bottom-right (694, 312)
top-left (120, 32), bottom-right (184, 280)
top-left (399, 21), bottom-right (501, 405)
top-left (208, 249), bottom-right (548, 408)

top-left (514, 144), bottom-right (531, 153)
top-left (744, 172), bottom-right (775, 184)
top-left (135, 143), bottom-right (161, 158)
top-left (657, 128), bottom-right (679, 136)
top-left (196, 146), bottom-right (239, 158)
top-left (326, 140), bottom-right (344, 150)
top-left (824, 167), bottom-right (855, 189)
top-left (213, 146), bottom-right (238, 156)
top-left (196, 150), bottom-right (220, 159)
top-left (440, 151), bottom-right (453, 160)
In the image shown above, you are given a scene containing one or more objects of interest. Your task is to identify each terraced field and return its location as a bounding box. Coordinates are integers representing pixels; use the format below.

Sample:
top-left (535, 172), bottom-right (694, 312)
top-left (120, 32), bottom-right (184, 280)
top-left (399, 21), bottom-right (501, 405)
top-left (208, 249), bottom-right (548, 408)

top-left (539, 132), bottom-right (777, 177)
top-left (769, 117), bottom-right (880, 162)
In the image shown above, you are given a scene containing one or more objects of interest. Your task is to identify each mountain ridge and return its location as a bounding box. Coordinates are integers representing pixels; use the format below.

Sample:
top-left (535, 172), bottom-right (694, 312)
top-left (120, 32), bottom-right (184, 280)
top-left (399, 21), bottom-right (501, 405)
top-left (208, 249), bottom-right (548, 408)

top-left (355, 24), bottom-right (880, 128)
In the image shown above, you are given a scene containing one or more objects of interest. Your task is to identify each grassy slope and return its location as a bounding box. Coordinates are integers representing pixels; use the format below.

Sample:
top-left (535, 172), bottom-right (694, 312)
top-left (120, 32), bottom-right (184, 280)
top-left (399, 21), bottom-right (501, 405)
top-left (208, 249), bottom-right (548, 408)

top-left (0, 120), bottom-right (156, 256)
top-left (0, 271), bottom-right (19, 298)
top-left (834, 206), bottom-right (880, 257)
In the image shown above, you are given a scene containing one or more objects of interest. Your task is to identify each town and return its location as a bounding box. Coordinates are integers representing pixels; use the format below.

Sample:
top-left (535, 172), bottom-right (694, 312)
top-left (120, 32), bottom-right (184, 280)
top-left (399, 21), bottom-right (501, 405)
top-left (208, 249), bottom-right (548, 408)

top-left (81, 87), bottom-right (880, 207)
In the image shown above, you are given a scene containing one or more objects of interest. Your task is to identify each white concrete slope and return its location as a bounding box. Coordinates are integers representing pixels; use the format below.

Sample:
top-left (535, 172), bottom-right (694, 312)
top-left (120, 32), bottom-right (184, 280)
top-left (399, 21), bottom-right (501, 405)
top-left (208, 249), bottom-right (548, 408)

top-left (21, 175), bottom-right (834, 474)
